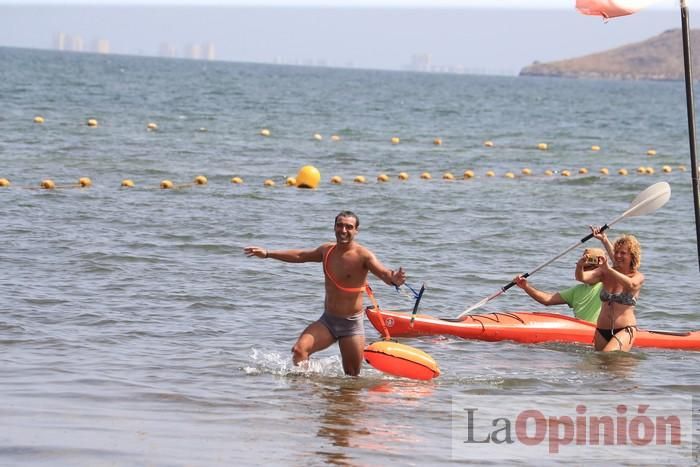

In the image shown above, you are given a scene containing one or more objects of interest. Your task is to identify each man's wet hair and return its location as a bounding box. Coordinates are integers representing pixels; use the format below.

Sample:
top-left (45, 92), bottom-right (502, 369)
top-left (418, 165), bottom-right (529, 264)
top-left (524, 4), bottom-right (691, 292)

top-left (335, 211), bottom-right (359, 228)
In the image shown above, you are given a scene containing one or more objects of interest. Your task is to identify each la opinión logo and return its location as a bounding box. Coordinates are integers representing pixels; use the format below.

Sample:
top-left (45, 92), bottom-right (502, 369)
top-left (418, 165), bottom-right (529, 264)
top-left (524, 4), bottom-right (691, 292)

top-left (451, 395), bottom-right (693, 462)
top-left (463, 404), bottom-right (681, 454)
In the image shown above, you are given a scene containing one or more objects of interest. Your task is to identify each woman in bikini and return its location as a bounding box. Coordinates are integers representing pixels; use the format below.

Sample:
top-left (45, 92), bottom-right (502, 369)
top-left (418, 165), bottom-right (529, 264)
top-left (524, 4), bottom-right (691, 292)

top-left (575, 227), bottom-right (644, 352)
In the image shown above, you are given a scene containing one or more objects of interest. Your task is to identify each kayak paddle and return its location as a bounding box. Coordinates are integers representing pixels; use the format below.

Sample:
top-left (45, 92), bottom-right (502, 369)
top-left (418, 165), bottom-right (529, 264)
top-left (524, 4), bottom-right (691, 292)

top-left (456, 181), bottom-right (671, 320)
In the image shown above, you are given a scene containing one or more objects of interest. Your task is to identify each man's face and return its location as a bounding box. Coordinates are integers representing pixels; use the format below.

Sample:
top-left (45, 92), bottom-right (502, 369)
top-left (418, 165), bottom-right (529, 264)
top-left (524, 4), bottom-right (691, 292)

top-left (334, 216), bottom-right (358, 244)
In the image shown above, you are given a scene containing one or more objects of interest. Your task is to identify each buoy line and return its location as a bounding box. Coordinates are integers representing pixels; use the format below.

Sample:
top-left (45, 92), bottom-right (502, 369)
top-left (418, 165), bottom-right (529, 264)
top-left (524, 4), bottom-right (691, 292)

top-left (25, 118), bottom-right (671, 159)
top-left (0, 164), bottom-right (687, 193)
top-left (1, 158), bottom-right (690, 191)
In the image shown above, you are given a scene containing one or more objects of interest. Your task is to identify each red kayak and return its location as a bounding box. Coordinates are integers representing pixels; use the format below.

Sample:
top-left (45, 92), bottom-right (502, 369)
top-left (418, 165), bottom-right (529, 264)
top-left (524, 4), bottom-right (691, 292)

top-left (365, 307), bottom-right (700, 351)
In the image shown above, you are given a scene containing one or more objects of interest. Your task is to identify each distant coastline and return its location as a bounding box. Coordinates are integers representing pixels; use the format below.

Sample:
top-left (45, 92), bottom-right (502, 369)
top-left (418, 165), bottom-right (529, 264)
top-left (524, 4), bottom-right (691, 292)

top-left (519, 29), bottom-right (700, 81)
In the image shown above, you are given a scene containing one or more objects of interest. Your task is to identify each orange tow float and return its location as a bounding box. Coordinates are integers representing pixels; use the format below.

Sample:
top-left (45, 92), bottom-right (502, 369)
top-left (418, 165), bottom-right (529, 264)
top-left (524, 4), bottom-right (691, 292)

top-left (364, 340), bottom-right (440, 380)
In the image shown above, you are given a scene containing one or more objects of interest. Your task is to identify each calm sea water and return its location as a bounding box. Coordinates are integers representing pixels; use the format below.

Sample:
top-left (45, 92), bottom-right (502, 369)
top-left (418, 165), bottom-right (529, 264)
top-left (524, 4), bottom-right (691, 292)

top-left (0, 47), bottom-right (698, 466)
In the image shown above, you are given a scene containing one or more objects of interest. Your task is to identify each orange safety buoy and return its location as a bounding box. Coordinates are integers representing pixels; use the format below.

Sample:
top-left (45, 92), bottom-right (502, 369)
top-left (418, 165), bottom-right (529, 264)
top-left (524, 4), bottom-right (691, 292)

top-left (364, 340), bottom-right (440, 380)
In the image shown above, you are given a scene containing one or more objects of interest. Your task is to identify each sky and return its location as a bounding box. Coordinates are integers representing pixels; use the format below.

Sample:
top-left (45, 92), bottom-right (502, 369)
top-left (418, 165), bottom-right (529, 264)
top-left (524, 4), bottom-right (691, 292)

top-left (0, 0), bottom-right (682, 6)
top-left (0, 1), bottom-right (688, 74)
top-left (0, 0), bottom-right (682, 7)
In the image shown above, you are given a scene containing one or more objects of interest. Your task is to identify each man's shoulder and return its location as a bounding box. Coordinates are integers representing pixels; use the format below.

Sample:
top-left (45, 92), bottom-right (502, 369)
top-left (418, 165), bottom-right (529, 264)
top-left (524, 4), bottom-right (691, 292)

top-left (353, 242), bottom-right (375, 258)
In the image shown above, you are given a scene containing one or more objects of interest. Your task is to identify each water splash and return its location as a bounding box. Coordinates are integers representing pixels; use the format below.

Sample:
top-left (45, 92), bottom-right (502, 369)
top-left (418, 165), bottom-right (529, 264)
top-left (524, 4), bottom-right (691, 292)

top-left (244, 347), bottom-right (345, 378)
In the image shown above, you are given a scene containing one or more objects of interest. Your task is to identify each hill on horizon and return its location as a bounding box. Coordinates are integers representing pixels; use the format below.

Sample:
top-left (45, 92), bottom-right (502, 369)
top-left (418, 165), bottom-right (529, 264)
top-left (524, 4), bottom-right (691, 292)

top-left (519, 28), bottom-right (700, 80)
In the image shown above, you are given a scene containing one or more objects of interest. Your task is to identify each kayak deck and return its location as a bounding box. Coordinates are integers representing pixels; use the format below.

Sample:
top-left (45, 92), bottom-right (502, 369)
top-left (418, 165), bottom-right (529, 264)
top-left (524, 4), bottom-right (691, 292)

top-left (365, 307), bottom-right (700, 351)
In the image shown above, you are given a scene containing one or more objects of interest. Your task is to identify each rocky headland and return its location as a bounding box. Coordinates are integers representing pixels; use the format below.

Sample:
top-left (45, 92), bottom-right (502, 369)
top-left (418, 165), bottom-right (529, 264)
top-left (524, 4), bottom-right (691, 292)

top-left (519, 28), bottom-right (700, 80)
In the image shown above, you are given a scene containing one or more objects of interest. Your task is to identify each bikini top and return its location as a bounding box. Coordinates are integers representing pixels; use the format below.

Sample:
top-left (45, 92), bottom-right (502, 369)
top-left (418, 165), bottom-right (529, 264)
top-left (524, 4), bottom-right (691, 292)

top-left (600, 289), bottom-right (637, 306)
top-left (323, 243), bottom-right (369, 294)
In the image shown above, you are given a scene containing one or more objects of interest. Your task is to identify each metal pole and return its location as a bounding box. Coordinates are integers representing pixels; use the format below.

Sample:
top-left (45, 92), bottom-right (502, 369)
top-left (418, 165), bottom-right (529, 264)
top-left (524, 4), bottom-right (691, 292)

top-left (680, 0), bottom-right (700, 271)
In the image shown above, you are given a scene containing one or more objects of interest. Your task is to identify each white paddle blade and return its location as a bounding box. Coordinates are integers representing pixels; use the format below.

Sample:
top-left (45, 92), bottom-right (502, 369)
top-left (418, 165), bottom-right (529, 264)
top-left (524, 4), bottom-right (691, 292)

top-left (457, 290), bottom-right (503, 320)
top-left (624, 182), bottom-right (671, 218)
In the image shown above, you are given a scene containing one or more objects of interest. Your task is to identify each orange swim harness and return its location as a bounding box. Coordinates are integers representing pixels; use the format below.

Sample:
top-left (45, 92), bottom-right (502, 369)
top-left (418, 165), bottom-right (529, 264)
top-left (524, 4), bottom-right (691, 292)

top-left (323, 243), bottom-right (370, 294)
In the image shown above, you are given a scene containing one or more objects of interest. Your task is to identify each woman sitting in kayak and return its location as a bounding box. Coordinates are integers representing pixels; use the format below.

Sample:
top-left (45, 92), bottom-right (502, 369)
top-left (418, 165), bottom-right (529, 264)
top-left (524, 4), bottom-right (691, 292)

top-left (576, 227), bottom-right (644, 352)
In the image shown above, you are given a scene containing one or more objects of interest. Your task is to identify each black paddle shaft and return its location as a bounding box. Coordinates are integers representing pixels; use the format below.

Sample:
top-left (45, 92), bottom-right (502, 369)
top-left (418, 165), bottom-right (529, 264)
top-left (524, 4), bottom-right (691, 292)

top-left (501, 223), bottom-right (610, 293)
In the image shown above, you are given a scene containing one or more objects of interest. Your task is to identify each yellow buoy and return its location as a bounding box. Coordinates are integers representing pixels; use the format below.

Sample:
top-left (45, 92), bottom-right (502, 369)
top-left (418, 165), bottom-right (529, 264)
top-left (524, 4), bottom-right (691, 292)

top-left (485, 170), bottom-right (495, 177)
top-left (260, 128), bottom-right (271, 137)
top-left (0, 178), bottom-right (10, 187)
top-left (160, 180), bottom-right (174, 189)
top-left (398, 172), bottom-right (409, 181)
top-left (33, 116), bottom-right (45, 124)
top-left (618, 168), bottom-right (629, 176)
top-left (231, 176), bottom-right (243, 184)
top-left (354, 175), bottom-right (366, 184)
top-left (537, 143), bottom-right (548, 151)
top-left (591, 145), bottom-right (601, 151)
top-left (463, 170), bottom-right (475, 179)
top-left (544, 169), bottom-right (554, 176)
top-left (87, 118), bottom-right (98, 127)
top-left (420, 172), bottom-right (432, 180)
top-left (645, 166), bottom-right (655, 175)
top-left (264, 179), bottom-right (276, 187)
top-left (636, 166), bottom-right (647, 174)
top-left (78, 177), bottom-right (92, 187)
top-left (442, 172), bottom-right (454, 180)
top-left (377, 173), bottom-right (389, 182)
top-left (433, 137), bottom-right (442, 146)
top-left (678, 165), bottom-right (687, 172)
top-left (331, 135), bottom-right (341, 142)
top-left (391, 136), bottom-right (400, 145)
top-left (561, 170), bottom-right (571, 177)
top-left (600, 168), bottom-right (609, 175)
top-left (147, 122), bottom-right (158, 131)
top-left (330, 175), bottom-right (343, 184)
top-left (521, 168), bottom-right (532, 176)
top-left (296, 165), bottom-right (321, 189)
top-left (313, 133), bottom-right (323, 141)
top-left (578, 167), bottom-right (588, 175)
top-left (483, 140), bottom-right (494, 148)
top-left (647, 149), bottom-right (657, 156)
top-left (121, 179), bottom-right (134, 188)
top-left (662, 165), bottom-right (672, 173)
top-left (504, 172), bottom-right (515, 179)
top-left (41, 179), bottom-right (56, 189)
top-left (194, 175), bottom-right (208, 185)
top-left (285, 177), bottom-right (297, 186)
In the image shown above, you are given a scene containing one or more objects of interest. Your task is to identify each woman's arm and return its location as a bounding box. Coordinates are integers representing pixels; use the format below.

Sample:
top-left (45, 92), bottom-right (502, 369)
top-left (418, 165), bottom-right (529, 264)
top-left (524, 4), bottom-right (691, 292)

top-left (575, 255), bottom-right (602, 285)
top-left (591, 226), bottom-right (615, 259)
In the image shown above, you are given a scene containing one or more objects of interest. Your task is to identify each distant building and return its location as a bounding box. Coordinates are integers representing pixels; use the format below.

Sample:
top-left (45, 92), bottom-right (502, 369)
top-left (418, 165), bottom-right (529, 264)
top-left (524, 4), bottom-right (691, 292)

top-left (158, 42), bottom-right (177, 58)
top-left (54, 32), bottom-right (67, 51)
top-left (94, 39), bottom-right (110, 54)
top-left (408, 53), bottom-right (431, 72)
top-left (185, 44), bottom-right (201, 60)
top-left (180, 42), bottom-right (216, 60)
top-left (203, 42), bottom-right (215, 61)
top-left (70, 35), bottom-right (84, 52)
top-left (53, 32), bottom-right (86, 53)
